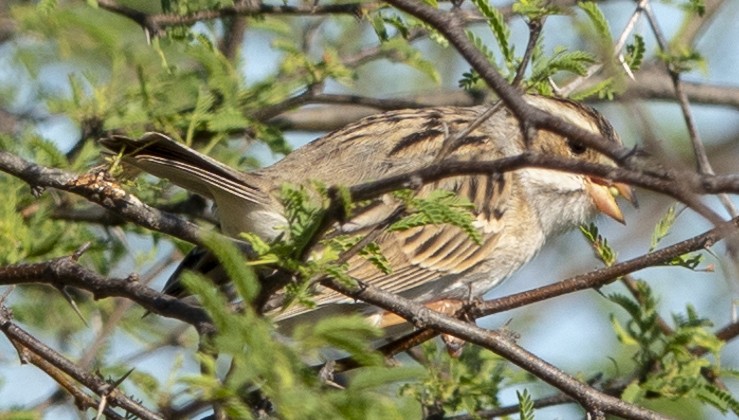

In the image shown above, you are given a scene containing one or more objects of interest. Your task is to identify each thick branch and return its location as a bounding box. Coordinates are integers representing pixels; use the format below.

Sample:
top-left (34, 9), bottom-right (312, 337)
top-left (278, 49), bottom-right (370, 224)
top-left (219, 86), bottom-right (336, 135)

top-left (0, 254), bottom-right (213, 334)
top-left (618, 66), bottom-right (739, 110)
top-left (316, 278), bottom-right (666, 419)
top-left (270, 91), bottom-right (483, 131)
top-left (4, 148), bottom-right (739, 246)
top-left (0, 151), bottom-right (203, 245)
top-left (343, 152), bottom-right (734, 228)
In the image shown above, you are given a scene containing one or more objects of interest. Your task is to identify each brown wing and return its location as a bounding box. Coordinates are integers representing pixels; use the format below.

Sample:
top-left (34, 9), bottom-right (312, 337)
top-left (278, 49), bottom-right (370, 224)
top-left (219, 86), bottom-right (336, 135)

top-left (350, 172), bottom-right (511, 285)
top-left (272, 107), bottom-right (520, 320)
top-left (274, 171), bottom-right (514, 321)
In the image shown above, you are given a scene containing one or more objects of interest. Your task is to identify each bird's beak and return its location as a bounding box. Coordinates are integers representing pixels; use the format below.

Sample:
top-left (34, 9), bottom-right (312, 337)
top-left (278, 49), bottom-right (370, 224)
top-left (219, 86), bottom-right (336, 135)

top-left (584, 177), bottom-right (637, 224)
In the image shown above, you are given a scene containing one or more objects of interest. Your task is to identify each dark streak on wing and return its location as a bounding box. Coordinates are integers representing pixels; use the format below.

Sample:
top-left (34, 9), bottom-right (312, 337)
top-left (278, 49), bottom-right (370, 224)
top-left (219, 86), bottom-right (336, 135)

top-left (388, 128), bottom-right (444, 156)
top-left (334, 132), bottom-right (371, 145)
top-left (412, 230), bottom-right (441, 256)
top-left (483, 175), bottom-right (497, 220)
top-left (323, 113), bottom-right (400, 141)
top-left (402, 228), bottom-right (424, 244)
top-left (467, 176), bottom-right (479, 208)
top-left (447, 135), bottom-right (489, 154)
top-left (492, 175), bottom-right (507, 219)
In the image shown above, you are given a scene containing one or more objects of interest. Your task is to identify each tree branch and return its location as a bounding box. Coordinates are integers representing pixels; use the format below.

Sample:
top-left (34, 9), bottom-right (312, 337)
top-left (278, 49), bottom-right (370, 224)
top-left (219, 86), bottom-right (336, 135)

top-left (0, 151), bottom-right (204, 246)
top-left (96, 0), bottom-right (369, 37)
top-left (315, 275), bottom-right (668, 419)
top-left (0, 253), bottom-right (213, 334)
top-left (0, 305), bottom-right (163, 419)
top-left (475, 215), bottom-right (737, 317)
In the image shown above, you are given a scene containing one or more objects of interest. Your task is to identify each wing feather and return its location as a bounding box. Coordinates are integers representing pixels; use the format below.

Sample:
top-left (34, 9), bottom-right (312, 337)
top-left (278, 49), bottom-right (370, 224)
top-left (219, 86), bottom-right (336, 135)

top-left (275, 169), bottom-right (514, 320)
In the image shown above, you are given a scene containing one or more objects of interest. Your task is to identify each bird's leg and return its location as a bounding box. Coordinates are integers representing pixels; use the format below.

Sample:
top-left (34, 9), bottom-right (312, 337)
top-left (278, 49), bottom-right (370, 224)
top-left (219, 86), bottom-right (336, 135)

top-left (440, 284), bottom-right (482, 357)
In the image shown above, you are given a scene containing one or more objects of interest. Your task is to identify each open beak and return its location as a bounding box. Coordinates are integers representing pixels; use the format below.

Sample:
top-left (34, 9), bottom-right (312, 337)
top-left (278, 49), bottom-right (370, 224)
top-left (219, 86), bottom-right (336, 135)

top-left (584, 177), bottom-right (637, 224)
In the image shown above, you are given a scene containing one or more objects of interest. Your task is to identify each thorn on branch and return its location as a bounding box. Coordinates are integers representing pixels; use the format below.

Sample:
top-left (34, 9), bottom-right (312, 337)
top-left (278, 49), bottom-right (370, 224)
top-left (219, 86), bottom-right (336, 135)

top-left (0, 286), bottom-right (14, 306)
top-left (73, 242), bottom-right (92, 260)
top-left (110, 368), bottom-right (135, 390)
top-left (55, 285), bottom-right (89, 327)
top-left (498, 324), bottom-right (520, 343)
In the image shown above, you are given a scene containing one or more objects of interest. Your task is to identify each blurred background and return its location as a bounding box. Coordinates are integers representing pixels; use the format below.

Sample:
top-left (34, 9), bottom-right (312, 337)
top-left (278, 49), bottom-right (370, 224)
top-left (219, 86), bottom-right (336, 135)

top-left (0, 0), bottom-right (737, 418)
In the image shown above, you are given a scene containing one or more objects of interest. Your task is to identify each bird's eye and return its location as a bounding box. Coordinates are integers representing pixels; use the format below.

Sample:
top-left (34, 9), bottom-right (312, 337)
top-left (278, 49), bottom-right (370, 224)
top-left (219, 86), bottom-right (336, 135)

top-left (567, 139), bottom-right (587, 155)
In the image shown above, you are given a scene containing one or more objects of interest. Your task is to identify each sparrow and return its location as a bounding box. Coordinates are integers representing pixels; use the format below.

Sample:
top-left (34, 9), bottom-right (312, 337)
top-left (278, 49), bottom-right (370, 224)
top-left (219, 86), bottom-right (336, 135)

top-left (101, 95), bottom-right (635, 331)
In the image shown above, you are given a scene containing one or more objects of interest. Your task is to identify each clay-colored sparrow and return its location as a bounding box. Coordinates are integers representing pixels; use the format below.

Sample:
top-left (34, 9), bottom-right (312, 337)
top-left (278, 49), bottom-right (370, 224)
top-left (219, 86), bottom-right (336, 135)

top-left (102, 95), bottom-right (634, 329)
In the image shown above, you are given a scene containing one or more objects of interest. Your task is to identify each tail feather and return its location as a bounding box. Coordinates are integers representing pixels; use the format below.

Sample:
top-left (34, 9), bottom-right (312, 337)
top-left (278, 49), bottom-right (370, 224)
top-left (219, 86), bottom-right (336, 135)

top-left (100, 132), bottom-right (270, 205)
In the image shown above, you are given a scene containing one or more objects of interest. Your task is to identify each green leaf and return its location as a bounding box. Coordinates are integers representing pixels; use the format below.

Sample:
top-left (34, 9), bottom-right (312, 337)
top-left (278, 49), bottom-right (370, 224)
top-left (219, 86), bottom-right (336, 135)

top-left (569, 78), bottom-right (616, 101)
top-left (380, 14), bottom-right (411, 39)
top-left (662, 253), bottom-right (703, 270)
top-left (371, 13), bottom-right (389, 42)
top-left (186, 87), bottom-right (217, 144)
top-left (279, 183), bottom-right (327, 256)
top-left (610, 313), bottom-right (639, 346)
top-left (530, 48), bottom-right (597, 86)
top-left (578, 1), bottom-right (612, 44)
top-left (359, 242), bottom-right (392, 275)
top-left (698, 384), bottom-right (739, 415)
top-left (621, 381), bottom-right (645, 403)
top-left (206, 107), bottom-right (250, 132)
top-left (658, 49), bottom-right (706, 74)
top-left (470, 0), bottom-right (514, 65)
top-left (391, 190), bottom-right (482, 244)
top-left (294, 315), bottom-right (384, 366)
top-left (513, 0), bottom-right (565, 20)
top-left (626, 34), bottom-right (645, 72)
top-left (201, 233), bottom-right (260, 302)
top-left (380, 38), bottom-right (441, 83)
top-left (463, 29), bottom-right (499, 78)
top-left (402, 344), bottom-right (508, 415)
top-left (650, 204), bottom-right (677, 251)
top-left (683, 0), bottom-right (706, 16)
top-left (579, 223), bottom-right (617, 266)
top-left (607, 281), bottom-right (730, 408)
top-left (180, 271), bottom-right (232, 327)
top-left (517, 389), bottom-right (535, 420)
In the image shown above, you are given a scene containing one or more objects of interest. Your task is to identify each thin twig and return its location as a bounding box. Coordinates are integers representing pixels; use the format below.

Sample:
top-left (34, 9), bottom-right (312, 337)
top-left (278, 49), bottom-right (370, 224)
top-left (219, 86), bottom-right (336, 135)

top-left (0, 306), bottom-right (163, 420)
top-left (641, 0), bottom-right (738, 218)
top-left (559, 0), bottom-right (649, 96)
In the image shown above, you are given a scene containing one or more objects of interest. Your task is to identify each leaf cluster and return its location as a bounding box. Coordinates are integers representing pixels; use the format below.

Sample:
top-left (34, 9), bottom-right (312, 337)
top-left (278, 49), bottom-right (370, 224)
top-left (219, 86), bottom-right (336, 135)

top-left (1, 0), bottom-right (737, 418)
top-left (391, 189), bottom-right (482, 245)
top-left (175, 237), bottom-right (424, 419)
top-left (401, 343), bottom-right (519, 417)
top-left (610, 283), bottom-right (738, 416)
